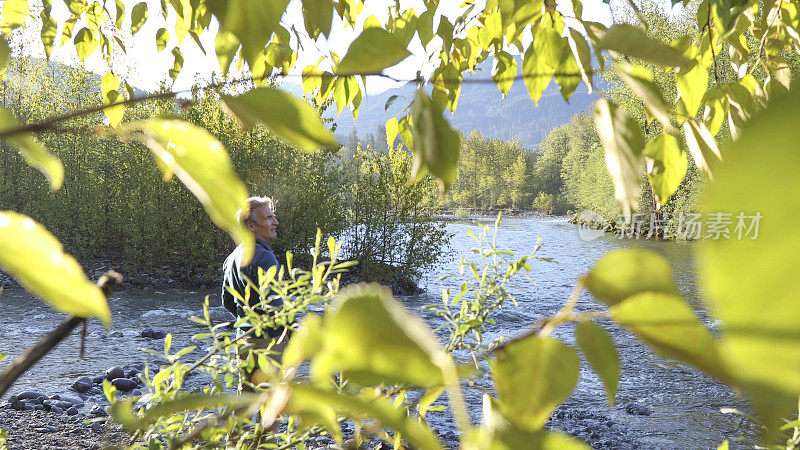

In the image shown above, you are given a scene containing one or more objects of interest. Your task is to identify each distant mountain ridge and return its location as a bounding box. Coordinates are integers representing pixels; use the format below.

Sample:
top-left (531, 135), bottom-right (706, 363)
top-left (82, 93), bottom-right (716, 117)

top-left (323, 60), bottom-right (603, 149)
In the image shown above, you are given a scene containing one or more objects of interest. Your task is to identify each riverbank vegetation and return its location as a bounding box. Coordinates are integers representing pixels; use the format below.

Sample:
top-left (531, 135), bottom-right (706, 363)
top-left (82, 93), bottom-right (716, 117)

top-left (0, 59), bottom-right (448, 287)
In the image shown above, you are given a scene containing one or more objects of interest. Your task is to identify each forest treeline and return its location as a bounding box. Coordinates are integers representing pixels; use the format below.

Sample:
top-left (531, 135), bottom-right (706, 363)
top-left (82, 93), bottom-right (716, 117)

top-left (0, 59), bottom-right (448, 286)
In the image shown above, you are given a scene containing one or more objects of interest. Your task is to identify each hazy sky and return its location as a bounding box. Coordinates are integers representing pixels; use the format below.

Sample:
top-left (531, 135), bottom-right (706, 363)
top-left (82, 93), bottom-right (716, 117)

top-left (19, 0), bottom-right (613, 94)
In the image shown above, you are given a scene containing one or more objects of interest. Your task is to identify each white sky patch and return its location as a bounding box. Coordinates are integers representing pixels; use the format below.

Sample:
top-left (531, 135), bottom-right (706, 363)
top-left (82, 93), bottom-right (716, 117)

top-left (14, 0), bottom-right (613, 95)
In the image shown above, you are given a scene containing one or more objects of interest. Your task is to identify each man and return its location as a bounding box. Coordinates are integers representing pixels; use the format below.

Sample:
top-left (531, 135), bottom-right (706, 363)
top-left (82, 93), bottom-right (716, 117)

top-left (222, 196), bottom-right (288, 392)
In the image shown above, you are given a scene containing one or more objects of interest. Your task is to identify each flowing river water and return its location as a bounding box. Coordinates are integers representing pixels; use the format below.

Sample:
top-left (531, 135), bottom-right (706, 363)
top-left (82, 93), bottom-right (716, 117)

top-left (0, 217), bottom-right (760, 448)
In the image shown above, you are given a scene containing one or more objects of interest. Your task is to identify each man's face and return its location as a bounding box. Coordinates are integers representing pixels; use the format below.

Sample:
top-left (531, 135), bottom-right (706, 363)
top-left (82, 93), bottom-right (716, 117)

top-left (245, 205), bottom-right (278, 241)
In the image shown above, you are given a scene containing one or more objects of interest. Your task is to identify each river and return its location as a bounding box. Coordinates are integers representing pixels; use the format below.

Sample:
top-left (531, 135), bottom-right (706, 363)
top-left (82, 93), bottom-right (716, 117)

top-left (0, 217), bottom-right (760, 448)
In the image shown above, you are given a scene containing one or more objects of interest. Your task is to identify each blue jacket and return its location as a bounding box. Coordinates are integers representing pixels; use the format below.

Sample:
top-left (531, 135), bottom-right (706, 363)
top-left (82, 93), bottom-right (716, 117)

top-left (221, 238), bottom-right (284, 335)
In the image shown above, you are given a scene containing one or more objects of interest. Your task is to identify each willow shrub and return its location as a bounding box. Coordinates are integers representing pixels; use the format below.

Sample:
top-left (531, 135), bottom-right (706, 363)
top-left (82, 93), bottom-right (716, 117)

top-left (0, 60), bottom-right (448, 285)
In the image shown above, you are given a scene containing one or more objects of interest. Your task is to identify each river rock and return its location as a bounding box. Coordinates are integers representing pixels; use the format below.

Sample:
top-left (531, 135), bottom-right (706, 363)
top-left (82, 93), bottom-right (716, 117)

top-left (141, 328), bottom-right (167, 339)
top-left (90, 405), bottom-right (107, 417)
top-left (124, 368), bottom-right (138, 378)
top-left (105, 366), bottom-right (125, 381)
top-left (44, 399), bottom-right (73, 410)
top-left (109, 331), bottom-right (124, 338)
top-left (92, 375), bottom-right (105, 384)
top-left (50, 405), bottom-right (64, 414)
top-left (67, 406), bottom-right (80, 415)
top-left (59, 394), bottom-right (85, 406)
top-left (624, 402), bottom-right (653, 416)
top-left (111, 378), bottom-right (138, 392)
top-left (72, 377), bottom-right (93, 393)
top-left (16, 390), bottom-right (47, 401)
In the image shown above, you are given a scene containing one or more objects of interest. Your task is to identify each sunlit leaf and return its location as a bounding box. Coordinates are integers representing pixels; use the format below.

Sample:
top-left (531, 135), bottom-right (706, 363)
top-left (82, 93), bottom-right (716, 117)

top-left (0, 107), bottom-right (63, 189)
top-left (616, 63), bottom-right (674, 132)
top-left (101, 72), bottom-right (125, 127)
top-left (291, 384), bottom-right (443, 450)
top-left (214, 30), bottom-right (239, 75)
top-left (492, 51), bottom-right (517, 98)
top-left (701, 87), bottom-right (800, 433)
top-left (312, 283), bottom-right (447, 386)
top-left (169, 47), bottom-right (183, 81)
top-left (60, 16), bottom-right (76, 45)
top-left (139, 119), bottom-right (254, 264)
top-left (114, 0), bottom-right (124, 27)
top-left (610, 292), bottom-right (730, 383)
top-left (599, 24), bottom-right (689, 67)
top-left (676, 60), bottom-right (709, 118)
top-left (0, 0), bottom-right (29, 34)
top-left (40, 16), bottom-right (57, 58)
top-left (645, 133), bottom-right (687, 209)
top-left (221, 87), bottom-right (337, 151)
top-left (111, 393), bottom-right (257, 431)
top-left (567, 29), bottom-right (593, 93)
top-left (283, 314), bottom-right (323, 367)
top-left (337, 28), bottom-right (410, 75)
top-left (130, 2), bottom-right (148, 35)
top-left (207, 0), bottom-right (289, 67)
top-left (155, 27), bottom-right (169, 52)
top-left (683, 119), bottom-right (720, 180)
top-left (74, 27), bottom-right (98, 61)
top-left (301, 0), bottom-right (332, 39)
top-left (386, 117), bottom-right (398, 149)
top-left (411, 90), bottom-right (460, 192)
top-left (585, 249), bottom-right (679, 306)
top-left (575, 321), bottom-right (619, 405)
top-left (593, 99), bottom-right (645, 217)
top-left (0, 211), bottom-right (109, 323)
top-left (555, 52), bottom-right (580, 101)
top-left (465, 426), bottom-right (590, 450)
top-left (492, 334), bottom-right (579, 430)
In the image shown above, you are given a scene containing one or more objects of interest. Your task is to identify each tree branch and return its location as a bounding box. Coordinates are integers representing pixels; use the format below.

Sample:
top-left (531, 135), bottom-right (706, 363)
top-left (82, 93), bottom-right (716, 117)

top-left (0, 271), bottom-right (123, 400)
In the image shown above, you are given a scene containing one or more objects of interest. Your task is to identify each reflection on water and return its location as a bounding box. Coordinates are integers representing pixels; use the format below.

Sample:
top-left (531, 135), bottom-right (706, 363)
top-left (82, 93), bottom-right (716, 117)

top-left (0, 217), bottom-right (759, 448)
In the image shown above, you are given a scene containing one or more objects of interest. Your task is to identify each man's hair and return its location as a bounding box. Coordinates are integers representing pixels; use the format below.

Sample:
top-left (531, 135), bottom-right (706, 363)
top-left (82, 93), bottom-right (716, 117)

top-left (237, 196), bottom-right (275, 224)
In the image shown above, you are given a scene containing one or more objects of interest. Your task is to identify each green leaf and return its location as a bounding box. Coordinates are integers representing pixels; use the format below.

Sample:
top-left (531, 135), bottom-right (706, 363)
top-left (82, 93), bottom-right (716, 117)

top-left (555, 52), bottom-right (580, 101)
top-left (0, 107), bottom-right (63, 189)
top-left (585, 249), bottom-right (680, 306)
top-left (336, 28), bottom-right (410, 75)
top-left (221, 87), bottom-right (337, 152)
top-left (214, 30), bottom-right (239, 75)
top-left (114, 0), bottom-right (124, 27)
top-left (599, 24), bottom-right (689, 67)
top-left (111, 393), bottom-right (258, 431)
top-left (40, 16), bottom-right (57, 58)
top-left (130, 2), bottom-right (148, 35)
top-left (575, 321), bottom-right (619, 405)
top-left (0, 211), bottom-right (109, 323)
top-left (644, 133), bottom-right (687, 209)
top-left (384, 94), bottom-right (399, 112)
top-left (0, 353), bottom-right (5, 362)
top-left (492, 334), bottom-right (579, 430)
top-left (468, 426), bottom-right (590, 450)
top-left (385, 117), bottom-right (398, 149)
top-left (139, 119), bottom-right (254, 264)
top-left (312, 283), bottom-right (447, 386)
top-left (593, 99), bottom-right (645, 216)
top-left (60, 16), bottom-right (77, 46)
top-left (522, 45), bottom-right (551, 105)
top-left (410, 90), bottom-right (460, 192)
top-left (676, 60), bottom-right (709, 118)
top-left (291, 384), bottom-right (443, 450)
top-left (101, 73), bottom-right (124, 127)
top-left (283, 314), bottom-right (323, 367)
top-left (610, 292), bottom-right (730, 382)
top-left (492, 51), bottom-right (517, 98)
top-left (700, 87), bottom-right (800, 433)
top-left (683, 119), bottom-right (720, 180)
top-left (567, 29), bottom-right (593, 92)
top-left (169, 47), bottom-right (183, 81)
top-left (73, 27), bottom-right (98, 61)
top-left (155, 27), bottom-right (169, 52)
top-left (0, 0), bottom-right (29, 34)
top-left (616, 63), bottom-right (674, 132)
top-left (207, 0), bottom-right (289, 68)
top-left (417, 9), bottom-right (434, 47)
top-left (301, 0), bottom-right (332, 39)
